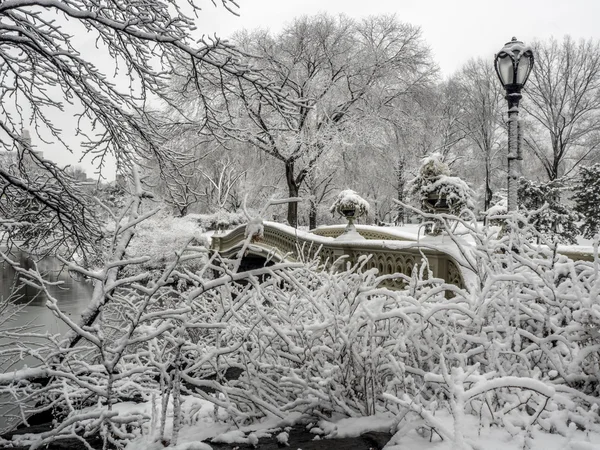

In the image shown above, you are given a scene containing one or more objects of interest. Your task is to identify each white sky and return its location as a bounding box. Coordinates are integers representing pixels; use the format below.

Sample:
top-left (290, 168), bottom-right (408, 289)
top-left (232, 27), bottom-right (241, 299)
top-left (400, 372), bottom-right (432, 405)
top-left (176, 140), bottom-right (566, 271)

top-left (200, 0), bottom-right (600, 76)
top-left (31, 0), bottom-right (600, 179)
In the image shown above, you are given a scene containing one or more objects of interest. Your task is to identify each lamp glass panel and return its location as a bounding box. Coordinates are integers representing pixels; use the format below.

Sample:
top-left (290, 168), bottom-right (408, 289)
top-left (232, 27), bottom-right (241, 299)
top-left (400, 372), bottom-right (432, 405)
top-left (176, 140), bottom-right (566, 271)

top-left (497, 56), bottom-right (514, 85)
top-left (516, 55), bottom-right (532, 85)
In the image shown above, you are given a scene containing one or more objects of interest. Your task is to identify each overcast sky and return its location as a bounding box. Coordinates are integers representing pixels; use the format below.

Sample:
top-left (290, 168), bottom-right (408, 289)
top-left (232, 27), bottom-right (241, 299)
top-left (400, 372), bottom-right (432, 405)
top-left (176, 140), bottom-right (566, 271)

top-left (34, 0), bottom-right (600, 179)
top-left (199, 0), bottom-right (600, 76)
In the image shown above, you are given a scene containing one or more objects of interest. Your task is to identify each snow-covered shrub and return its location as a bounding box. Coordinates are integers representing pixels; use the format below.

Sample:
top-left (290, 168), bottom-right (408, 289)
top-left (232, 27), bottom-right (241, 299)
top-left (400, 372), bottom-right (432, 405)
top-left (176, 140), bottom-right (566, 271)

top-left (410, 153), bottom-right (474, 234)
top-left (518, 178), bottom-right (580, 244)
top-left (123, 212), bottom-right (209, 278)
top-left (244, 216), bottom-right (264, 241)
top-left (182, 218), bottom-right (600, 448)
top-left (481, 191), bottom-right (507, 225)
top-left (329, 189), bottom-right (370, 219)
top-left (3, 201), bottom-right (600, 449)
top-left (188, 210), bottom-right (246, 232)
top-left (410, 153), bottom-right (474, 214)
top-left (483, 197), bottom-right (507, 226)
top-left (573, 163), bottom-right (600, 239)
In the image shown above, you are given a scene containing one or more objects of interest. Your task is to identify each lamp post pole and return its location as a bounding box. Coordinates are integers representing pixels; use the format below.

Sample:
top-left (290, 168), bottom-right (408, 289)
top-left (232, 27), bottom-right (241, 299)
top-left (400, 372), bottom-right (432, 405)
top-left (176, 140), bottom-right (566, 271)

top-left (506, 89), bottom-right (522, 213)
top-left (494, 37), bottom-right (534, 213)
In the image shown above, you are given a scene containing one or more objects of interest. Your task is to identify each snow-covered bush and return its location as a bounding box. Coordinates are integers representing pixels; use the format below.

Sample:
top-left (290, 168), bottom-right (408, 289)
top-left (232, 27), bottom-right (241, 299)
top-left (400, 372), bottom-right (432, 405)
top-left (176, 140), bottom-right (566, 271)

top-left (573, 163), bottom-right (600, 239)
top-left (410, 153), bottom-right (474, 214)
top-left (2, 201), bottom-right (600, 450)
top-left (481, 191), bottom-right (506, 224)
top-left (329, 189), bottom-right (370, 219)
top-left (483, 196), bottom-right (507, 226)
top-left (123, 211), bottom-right (209, 278)
top-left (188, 210), bottom-right (246, 232)
top-left (199, 212), bottom-right (600, 444)
top-left (518, 178), bottom-right (580, 244)
top-left (410, 153), bottom-right (474, 234)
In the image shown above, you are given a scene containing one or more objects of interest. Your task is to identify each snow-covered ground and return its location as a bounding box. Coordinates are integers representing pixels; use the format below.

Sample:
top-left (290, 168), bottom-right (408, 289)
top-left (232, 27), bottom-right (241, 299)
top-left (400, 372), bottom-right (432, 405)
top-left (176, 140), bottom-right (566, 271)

top-left (116, 396), bottom-right (600, 450)
top-left (385, 412), bottom-right (600, 450)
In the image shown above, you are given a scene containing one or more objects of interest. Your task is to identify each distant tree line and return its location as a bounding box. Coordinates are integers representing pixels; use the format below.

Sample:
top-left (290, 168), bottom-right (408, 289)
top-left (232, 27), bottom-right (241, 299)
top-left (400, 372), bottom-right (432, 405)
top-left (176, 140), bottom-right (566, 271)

top-left (2, 2), bottom-right (599, 241)
top-left (153, 21), bottom-right (600, 230)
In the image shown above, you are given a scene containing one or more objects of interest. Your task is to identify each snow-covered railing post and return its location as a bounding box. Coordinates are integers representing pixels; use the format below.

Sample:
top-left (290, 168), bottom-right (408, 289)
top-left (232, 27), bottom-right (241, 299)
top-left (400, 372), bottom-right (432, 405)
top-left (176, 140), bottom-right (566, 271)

top-left (330, 190), bottom-right (369, 241)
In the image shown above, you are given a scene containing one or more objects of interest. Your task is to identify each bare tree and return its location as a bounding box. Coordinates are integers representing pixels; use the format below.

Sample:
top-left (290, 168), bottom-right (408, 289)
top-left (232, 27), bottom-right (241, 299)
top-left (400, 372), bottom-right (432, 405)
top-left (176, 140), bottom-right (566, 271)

top-left (367, 83), bottom-right (465, 223)
top-left (172, 13), bottom-right (436, 227)
top-left (303, 162), bottom-right (338, 229)
top-left (145, 131), bottom-right (271, 215)
top-left (199, 156), bottom-right (247, 212)
top-left (524, 36), bottom-right (600, 180)
top-left (0, 0), bottom-right (288, 253)
top-left (144, 137), bottom-right (213, 217)
top-left (454, 58), bottom-right (505, 211)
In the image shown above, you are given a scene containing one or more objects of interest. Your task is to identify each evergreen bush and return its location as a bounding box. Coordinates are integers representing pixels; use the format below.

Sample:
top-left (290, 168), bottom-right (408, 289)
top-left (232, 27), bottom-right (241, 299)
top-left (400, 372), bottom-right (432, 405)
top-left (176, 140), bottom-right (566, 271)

top-left (573, 163), bottom-right (600, 239)
top-left (518, 178), bottom-right (580, 244)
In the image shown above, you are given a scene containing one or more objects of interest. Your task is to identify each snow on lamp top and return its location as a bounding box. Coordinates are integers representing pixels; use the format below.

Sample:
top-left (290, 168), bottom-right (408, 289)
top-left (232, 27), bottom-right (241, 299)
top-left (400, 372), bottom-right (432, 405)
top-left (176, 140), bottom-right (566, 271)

top-left (330, 189), bottom-right (370, 219)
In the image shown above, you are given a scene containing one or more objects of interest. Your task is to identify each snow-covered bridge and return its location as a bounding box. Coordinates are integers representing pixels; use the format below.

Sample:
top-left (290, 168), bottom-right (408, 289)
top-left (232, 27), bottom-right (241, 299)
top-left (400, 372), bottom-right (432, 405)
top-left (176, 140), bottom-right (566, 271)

top-left (210, 222), bottom-right (465, 288)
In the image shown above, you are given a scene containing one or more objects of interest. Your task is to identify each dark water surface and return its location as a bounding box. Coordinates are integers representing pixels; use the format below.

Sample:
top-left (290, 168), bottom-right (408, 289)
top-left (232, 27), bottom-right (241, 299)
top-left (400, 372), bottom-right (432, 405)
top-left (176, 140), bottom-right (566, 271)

top-left (0, 251), bottom-right (93, 432)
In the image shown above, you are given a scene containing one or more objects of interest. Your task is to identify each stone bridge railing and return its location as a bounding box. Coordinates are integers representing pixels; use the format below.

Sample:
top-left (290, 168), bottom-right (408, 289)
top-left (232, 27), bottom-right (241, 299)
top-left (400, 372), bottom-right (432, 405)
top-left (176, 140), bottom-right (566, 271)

top-left (210, 222), bottom-right (464, 288)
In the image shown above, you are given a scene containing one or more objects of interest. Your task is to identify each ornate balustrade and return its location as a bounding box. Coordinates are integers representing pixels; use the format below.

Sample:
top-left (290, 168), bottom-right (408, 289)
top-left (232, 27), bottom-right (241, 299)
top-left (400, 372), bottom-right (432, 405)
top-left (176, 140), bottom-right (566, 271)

top-left (210, 222), bottom-right (597, 290)
top-left (210, 222), bottom-right (464, 288)
top-left (310, 224), bottom-right (416, 241)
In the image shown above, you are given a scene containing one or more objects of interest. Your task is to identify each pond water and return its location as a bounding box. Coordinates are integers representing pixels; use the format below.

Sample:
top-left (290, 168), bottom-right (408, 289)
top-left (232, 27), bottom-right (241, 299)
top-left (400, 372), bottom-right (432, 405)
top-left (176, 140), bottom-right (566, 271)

top-left (0, 251), bottom-right (93, 432)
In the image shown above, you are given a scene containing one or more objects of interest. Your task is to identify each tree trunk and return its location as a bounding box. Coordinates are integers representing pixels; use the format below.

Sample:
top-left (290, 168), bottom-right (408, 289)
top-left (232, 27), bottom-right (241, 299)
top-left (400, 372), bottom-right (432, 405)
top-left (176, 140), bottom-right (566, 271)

top-left (484, 159), bottom-right (493, 213)
top-left (549, 136), bottom-right (561, 181)
top-left (395, 158), bottom-right (406, 225)
top-left (309, 200), bottom-right (317, 230)
top-left (285, 161), bottom-right (299, 227)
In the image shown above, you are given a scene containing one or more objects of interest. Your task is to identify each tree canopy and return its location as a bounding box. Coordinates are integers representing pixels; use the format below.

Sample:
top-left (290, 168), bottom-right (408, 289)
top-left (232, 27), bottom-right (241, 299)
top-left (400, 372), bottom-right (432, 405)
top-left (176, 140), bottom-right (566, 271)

top-left (168, 13), bottom-right (437, 226)
top-left (0, 0), bottom-right (287, 253)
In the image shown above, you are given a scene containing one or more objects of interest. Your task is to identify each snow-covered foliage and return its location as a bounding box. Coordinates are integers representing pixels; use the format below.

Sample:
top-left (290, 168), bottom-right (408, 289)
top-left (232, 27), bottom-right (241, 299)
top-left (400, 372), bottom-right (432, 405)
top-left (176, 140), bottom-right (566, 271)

top-left (410, 153), bottom-right (475, 215)
top-left (275, 431), bottom-right (289, 445)
top-left (244, 217), bottom-right (264, 242)
top-left (409, 153), bottom-right (474, 235)
top-left (329, 189), bottom-right (370, 218)
top-left (421, 175), bottom-right (475, 209)
top-left (416, 152), bottom-right (451, 179)
top-left (483, 196), bottom-right (507, 223)
top-left (2, 205), bottom-right (600, 450)
top-left (187, 211), bottom-right (246, 232)
top-left (519, 178), bottom-right (580, 244)
top-left (573, 163), bottom-right (600, 239)
top-left (123, 212), bottom-right (209, 278)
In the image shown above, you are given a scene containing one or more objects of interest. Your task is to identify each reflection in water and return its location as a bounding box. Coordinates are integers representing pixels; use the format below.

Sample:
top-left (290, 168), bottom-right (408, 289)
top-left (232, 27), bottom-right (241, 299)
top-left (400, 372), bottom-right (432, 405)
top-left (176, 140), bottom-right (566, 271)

top-left (0, 251), bottom-right (93, 432)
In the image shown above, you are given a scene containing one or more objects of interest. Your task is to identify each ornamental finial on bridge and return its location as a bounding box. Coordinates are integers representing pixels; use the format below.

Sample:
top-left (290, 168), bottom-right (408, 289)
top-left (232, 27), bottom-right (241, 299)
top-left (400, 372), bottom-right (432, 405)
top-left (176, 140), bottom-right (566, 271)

top-left (330, 189), bottom-right (369, 241)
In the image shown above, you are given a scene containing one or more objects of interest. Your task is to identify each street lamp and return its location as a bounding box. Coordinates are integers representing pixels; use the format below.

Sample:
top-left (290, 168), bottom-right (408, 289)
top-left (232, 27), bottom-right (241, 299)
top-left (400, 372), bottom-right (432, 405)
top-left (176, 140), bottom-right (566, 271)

top-left (494, 37), bottom-right (534, 212)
